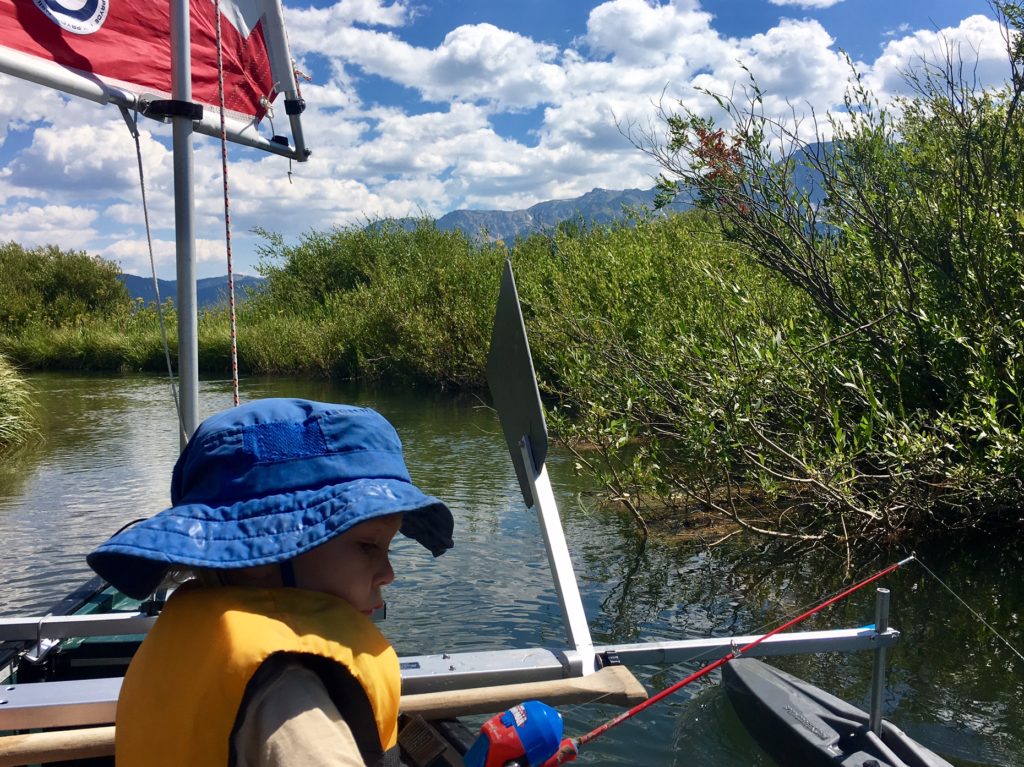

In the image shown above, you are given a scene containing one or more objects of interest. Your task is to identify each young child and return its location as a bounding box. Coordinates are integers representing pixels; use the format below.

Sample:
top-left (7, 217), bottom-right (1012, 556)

top-left (87, 398), bottom-right (454, 767)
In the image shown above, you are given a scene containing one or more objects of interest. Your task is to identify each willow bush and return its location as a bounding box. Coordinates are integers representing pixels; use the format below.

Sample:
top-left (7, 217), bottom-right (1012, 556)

top-left (582, 2), bottom-right (1024, 555)
top-left (0, 242), bottom-right (128, 331)
top-left (248, 220), bottom-right (507, 386)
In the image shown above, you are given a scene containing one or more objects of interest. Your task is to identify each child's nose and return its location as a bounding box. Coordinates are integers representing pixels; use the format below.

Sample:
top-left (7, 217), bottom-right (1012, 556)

top-left (376, 556), bottom-right (395, 587)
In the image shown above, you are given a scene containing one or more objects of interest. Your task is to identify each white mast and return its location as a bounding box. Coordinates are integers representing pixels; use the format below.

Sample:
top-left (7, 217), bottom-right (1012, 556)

top-left (170, 0), bottom-right (199, 442)
top-left (0, 0), bottom-right (311, 442)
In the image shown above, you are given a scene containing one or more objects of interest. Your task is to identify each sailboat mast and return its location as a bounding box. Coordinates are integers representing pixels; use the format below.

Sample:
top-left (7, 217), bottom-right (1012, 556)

top-left (170, 0), bottom-right (199, 444)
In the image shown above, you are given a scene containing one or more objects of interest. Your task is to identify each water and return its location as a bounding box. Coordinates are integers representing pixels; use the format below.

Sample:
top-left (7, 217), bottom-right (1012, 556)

top-left (1, 373), bottom-right (1021, 766)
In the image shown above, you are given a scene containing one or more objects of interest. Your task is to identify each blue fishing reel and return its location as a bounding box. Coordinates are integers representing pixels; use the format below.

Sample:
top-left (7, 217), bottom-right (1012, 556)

top-left (464, 700), bottom-right (564, 767)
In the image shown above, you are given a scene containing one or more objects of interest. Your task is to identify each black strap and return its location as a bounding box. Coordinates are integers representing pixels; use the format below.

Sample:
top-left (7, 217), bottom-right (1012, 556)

top-left (279, 560), bottom-right (296, 588)
top-left (376, 744), bottom-right (403, 767)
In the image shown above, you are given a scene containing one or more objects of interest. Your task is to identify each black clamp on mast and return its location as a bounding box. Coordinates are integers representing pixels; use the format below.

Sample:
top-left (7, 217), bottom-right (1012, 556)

top-left (144, 99), bottom-right (204, 122)
top-left (272, 98), bottom-right (308, 153)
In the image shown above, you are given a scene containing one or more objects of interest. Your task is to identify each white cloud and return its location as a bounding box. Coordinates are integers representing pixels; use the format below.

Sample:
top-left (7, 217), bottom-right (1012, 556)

top-left (583, 0), bottom-right (720, 67)
top-left (0, 76), bottom-right (69, 139)
top-left (768, 0), bottom-right (845, 8)
top-left (7, 121), bottom-right (169, 197)
top-left (285, 0), bottom-right (410, 32)
top-left (98, 236), bottom-right (234, 276)
top-left (0, 204), bottom-right (98, 249)
top-left (0, 1), bottom-right (1011, 279)
top-left (290, 21), bottom-right (566, 110)
top-left (883, 23), bottom-right (912, 39)
top-left (865, 14), bottom-right (1008, 99)
top-left (731, 18), bottom-right (852, 106)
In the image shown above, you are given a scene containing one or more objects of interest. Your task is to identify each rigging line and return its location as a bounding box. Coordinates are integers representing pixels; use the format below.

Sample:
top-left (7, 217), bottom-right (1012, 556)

top-left (913, 557), bottom-right (1024, 663)
top-left (121, 106), bottom-right (186, 445)
top-left (214, 0), bottom-right (241, 407)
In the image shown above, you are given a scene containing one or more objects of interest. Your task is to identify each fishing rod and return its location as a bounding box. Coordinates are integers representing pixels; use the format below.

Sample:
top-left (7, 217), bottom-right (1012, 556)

top-left (542, 553), bottom-right (916, 766)
top-left (465, 554), bottom-right (915, 767)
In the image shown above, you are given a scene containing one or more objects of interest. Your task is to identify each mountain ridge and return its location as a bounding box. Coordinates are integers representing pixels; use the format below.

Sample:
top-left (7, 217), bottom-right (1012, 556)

top-left (119, 184), bottom-right (667, 303)
top-left (433, 186), bottom-right (663, 241)
top-left (118, 274), bottom-right (266, 309)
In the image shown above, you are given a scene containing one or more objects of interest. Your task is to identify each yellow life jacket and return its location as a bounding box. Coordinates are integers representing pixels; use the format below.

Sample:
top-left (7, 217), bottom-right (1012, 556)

top-left (116, 585), bottom-right (400, 767)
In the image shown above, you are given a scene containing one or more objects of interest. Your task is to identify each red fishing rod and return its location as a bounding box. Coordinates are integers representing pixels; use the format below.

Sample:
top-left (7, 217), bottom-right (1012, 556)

top-left (539, 554), bottom-right (916, 766)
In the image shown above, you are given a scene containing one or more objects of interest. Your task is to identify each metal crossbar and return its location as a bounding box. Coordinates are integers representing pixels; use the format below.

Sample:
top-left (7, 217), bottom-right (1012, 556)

top-left (0, 613), bottom-right (156, 643)
top-left (0, 627), bottom-right (898, 731)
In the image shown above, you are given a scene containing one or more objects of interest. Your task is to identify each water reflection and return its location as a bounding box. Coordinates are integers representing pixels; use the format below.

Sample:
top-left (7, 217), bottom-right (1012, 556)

top-left (0, 373), bottom-right (1019, 766)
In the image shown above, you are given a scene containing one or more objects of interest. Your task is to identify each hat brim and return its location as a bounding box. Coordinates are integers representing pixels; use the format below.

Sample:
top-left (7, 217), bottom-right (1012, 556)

top-left (87, 477), bottom-right (454, 600)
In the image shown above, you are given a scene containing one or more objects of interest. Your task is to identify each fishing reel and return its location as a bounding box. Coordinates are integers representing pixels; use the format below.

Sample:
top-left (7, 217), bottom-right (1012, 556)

top-left (464, 700), bottom-right (574, 767)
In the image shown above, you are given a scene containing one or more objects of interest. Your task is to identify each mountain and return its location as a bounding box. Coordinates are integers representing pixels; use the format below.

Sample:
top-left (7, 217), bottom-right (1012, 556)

top-left (119, 274), bottom-right (266, 308)
top-left (432, 186), bottom-right (667, 242)
top-left (118, 186), bottom-right (672, 301)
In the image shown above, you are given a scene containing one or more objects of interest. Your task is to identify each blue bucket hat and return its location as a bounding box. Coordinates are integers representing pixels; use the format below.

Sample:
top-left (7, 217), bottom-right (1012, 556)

top-left (87, 398), bottom-right (454, 600)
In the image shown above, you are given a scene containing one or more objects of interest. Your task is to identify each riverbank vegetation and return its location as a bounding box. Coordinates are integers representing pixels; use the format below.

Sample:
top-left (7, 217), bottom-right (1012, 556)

top-left (598, 2), bottom-right (1024, 558)
top-left (1, 7), bottom-right (1021, 554)
top-left (0, 354), bottom-right (37, 453)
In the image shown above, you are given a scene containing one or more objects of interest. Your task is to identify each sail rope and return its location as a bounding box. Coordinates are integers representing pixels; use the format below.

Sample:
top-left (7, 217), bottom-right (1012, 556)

top-left (121, 106), bottom-right (186, 444)
top-left (214, 0), bottom-right (241, 407)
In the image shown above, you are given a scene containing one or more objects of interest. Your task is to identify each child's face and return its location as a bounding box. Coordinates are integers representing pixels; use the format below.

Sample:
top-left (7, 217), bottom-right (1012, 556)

top-left (293, 513), bottom-right (403, 614)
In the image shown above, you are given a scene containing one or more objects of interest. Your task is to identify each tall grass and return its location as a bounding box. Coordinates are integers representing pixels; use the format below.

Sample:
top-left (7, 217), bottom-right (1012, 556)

top-left (0, 354), bottom-right (37, 453)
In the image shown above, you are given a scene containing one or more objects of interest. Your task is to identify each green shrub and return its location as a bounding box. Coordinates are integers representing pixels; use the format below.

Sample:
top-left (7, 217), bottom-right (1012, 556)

top-left (0, 242), bottom-right (129, 331)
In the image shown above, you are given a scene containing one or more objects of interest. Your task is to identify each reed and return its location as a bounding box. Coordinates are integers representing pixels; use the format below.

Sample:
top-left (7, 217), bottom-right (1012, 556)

top-left (0, 354), bottom-right (37, 453)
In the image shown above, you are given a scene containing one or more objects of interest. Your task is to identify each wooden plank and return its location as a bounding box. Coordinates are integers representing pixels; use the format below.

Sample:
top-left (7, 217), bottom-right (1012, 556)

top-left (0, 666), bottom-right (648, 766)
top-left (0, 726), bottom-right (114, 766)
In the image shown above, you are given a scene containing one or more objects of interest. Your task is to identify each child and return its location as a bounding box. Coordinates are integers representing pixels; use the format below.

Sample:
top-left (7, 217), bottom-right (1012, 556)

top-left (87, 398), bottom-right (455, 767)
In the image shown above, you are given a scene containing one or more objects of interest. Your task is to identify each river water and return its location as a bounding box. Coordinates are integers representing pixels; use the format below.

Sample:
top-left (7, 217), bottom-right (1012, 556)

top-left (0, 373), bottom-right (1020, 766)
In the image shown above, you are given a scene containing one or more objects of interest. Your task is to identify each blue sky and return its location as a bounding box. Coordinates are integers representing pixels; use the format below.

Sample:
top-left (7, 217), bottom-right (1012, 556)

top-left (0, 0), bottom-right (1009, 279)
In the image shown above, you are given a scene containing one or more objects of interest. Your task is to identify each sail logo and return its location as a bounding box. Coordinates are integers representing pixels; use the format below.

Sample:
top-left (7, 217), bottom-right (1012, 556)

top-left (33, 0), bottom-right (109, 35)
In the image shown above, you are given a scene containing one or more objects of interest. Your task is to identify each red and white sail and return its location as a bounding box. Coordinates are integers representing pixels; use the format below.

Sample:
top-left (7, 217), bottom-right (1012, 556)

top-left (0, 0), bottom-right (306, 157)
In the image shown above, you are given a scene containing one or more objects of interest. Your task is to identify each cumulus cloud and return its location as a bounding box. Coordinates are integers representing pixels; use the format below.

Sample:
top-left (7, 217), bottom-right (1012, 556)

top-left (716, 18), bottom-right (852, 109)
top-left (583, 0), bottom-right (720, 67)
top-left (98, 236), bottom-right (234, 276)
top-left (0, 76), bottom-right (69, 138)
top-left (289, 21), bottom-right (565, 110)
top-left (0, 204), bottom-right (98, 249)
top-left (285, 0), bottom-right (409, 33)
top-left (7, 121), bottom-right (169, 197)
top-left (768, 0), bottom-right (845, 8)
top-left (0, 1), bottom-right (1012, 278)
top-left (865, 14), bottom-right (1009, 99)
